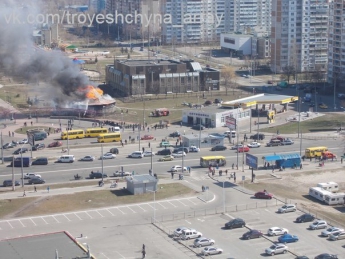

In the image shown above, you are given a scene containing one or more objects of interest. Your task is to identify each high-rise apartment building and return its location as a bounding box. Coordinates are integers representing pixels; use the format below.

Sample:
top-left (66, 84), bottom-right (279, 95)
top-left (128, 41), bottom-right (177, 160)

top-left (161, 0), bottom-right (225, 44)
top-left (328, 0), bottom-right (345, 88)
top-left (224, 0), bottom-right (271, 34)
top-left (89, 0), bottom-right (106, 13)
top-left (271, 0), bottom-right (329, 73)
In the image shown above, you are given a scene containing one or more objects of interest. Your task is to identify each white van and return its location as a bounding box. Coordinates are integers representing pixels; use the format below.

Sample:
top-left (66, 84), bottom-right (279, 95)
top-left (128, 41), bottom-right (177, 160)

top-left (128, 151), bottom-right (144, 158)
top-left (58, 155), bottom-right (75, 163)
top-left (317, 182), bottom-right (339, 193)
top-left (114, 127), bottom-right (121, 132)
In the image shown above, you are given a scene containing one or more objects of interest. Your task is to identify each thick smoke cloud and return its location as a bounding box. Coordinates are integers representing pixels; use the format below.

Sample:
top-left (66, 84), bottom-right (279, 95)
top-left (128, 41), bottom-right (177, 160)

top-left (0, 0), bottom-right (91, 104)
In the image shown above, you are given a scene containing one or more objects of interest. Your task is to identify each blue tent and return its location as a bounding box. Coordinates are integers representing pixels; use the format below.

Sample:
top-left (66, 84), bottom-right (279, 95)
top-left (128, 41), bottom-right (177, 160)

top-left (263, 153), bottom-right (301, 168)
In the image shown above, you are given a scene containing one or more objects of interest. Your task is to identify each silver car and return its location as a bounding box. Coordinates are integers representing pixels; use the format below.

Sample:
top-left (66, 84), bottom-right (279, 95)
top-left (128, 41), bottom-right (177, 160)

top-left (201, 246), bottom-right (223, 256)
top-left (321, 227), bottom-right (344, 237)
top-left (278, 204), bottom-right (296, 213)
top-left (194, 237), bottom-right (215, 247)
top-left (267, 227), bottom-right (289, 236)
top-left (309, 220), bottom-right (327, 230)
top-left (174, 227), bottom-right (189, 236)
top-left (329, 231), bottom-right (345, 241)
top-left (265, 243), bottom-right (288, 256)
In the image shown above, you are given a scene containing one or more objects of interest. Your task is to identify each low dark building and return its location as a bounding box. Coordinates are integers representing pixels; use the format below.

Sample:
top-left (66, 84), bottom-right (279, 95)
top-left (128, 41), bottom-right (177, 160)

top-left (105, 59), bottom-right (220, 97)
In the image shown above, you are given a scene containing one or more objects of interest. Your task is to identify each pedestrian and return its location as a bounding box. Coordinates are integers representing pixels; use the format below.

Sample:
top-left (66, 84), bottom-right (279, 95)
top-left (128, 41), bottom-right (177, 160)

top-left (233, 172), bottom-right (236, 183)
top-left (8, 131), bottom-right (10, 137)
top-left (171, 172), bottom-right (174, 179)
top-left (232, 163), bottom-right (234, 169)
top-left (121, 141), bottom-right (124, 147)
top-left (188, 167), bottom-right (191, 174)
top-left (47, 186), bottom-right (50, 193)
top-left (293, 163), bottom-right (297, 169)
top-left (142, 147), bottom-right (145, 152)
top-left (12, 132), bottom-right (14, 137)
top-left (341, 157), bottom-right (343, 164)
top-left (142, 249), bottom-right (146, 258)
top-left (252, 173), bottom-right (255, 182)
top-left (23, 190), bottom-right (26, 197)
top-left (34, 186), bottom-right (37, 192)
top-left (300, 163), bottom-right (303, 169)
top-left (148, 142), bottom-right (150, 148)
top-left (142, 244), bottom-right (145, 251)
top-left (225, 169), bottom-right (228, 176)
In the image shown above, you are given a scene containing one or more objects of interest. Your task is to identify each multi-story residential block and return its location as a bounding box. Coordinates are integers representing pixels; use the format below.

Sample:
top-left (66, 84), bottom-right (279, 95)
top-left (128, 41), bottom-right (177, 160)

top-left (271, 0), bottom-right (329, 73)
top-left (328, 0), bottom-right (345, 89)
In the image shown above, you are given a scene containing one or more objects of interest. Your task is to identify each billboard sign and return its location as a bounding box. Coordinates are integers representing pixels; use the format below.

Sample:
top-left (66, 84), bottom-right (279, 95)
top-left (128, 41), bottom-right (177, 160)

top-left (246, 153), bottom-right (258, 170)
top-left (225, 116), bottom-right (236, 130)
top-left (27, 133), bottom-right (34, 146)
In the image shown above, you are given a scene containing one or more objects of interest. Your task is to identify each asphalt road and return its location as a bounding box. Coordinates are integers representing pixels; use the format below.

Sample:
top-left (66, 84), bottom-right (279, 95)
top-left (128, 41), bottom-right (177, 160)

top-left (0, 137), bottom-right (342, 185)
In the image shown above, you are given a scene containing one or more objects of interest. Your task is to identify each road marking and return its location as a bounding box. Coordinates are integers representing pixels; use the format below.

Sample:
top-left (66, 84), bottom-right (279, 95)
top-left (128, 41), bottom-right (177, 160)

top-left (187, 198), bottom-right (197, 205)
top-left (197, 218), bottom-right (205, 222)
top-left (114, 251), bottom-right (126, 259)
top-left (63, 214), bottom-right (71, 221)
top-left (7, 221), bottom-right (13, 229)
top-left (146, 203), bottom-right (155, 210)
top-left (18, 219), bottom-right (25, 227)
top-left (166, 201), bottom-right (178, 208)
top-left (94, 210), bottom-right (104, 217)
top-left (137, 205), bottom-right (146, 212)
top-left (126, 206), bottom-right (136, 213)
top-left (117, 207), bottom-right (126, 215)
top-left (185, 220), bottom-right (191, 224)
top-left (100, 252), bottom-right (111, 259)
top-left (157, 202), bottom-right (168, 209)
top-left (176, 200), bottom-right (188, 206)
top-left (52, 216), bottom-right (60, 223)
top-left (106, 209), bottom-right (115, 216)
top-left (84, 211), bottom-right (93, 219)
top-left (41, 217), bottom-right (49, 224)
top-left (74, 213), bottom-right (83, 220)
top-left (30, 218), bottom-right (37, 226)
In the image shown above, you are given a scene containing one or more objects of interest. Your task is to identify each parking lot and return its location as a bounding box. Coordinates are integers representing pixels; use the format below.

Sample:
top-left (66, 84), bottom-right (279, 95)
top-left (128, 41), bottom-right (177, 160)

top-left (161, 206), bottom-right (345, 258)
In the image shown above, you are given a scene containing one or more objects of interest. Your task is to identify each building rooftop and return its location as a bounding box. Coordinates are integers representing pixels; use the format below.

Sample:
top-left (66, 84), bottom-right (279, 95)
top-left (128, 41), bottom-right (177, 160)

top-left (126, 174), bottom-right (157, 184)
top-left (222, 94), bottom-right (298, 107)
top-left (116, 59), bottom-right (182, 67)
top-left (0, 231), bottom-right (92, 259)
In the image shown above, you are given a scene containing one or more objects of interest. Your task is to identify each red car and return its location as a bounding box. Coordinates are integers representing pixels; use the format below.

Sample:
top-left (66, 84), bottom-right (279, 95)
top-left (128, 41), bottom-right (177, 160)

top-left (48, 141), bottom-right (62, 148)
top-left (271, 136), bottom-right (284, 141)
top-left (254, 191), bottom-right (273, 199)
top-left (141, 135), bottom-right (154, 140)
top-left (238, 146), bottom-right (250, 153)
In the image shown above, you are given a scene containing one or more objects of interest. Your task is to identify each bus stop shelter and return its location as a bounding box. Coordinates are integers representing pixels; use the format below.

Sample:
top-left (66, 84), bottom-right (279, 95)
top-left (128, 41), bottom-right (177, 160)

top-left (263, 153), bottom-right (301, 169)
top-left (126, 174), bottom-right (158, 195)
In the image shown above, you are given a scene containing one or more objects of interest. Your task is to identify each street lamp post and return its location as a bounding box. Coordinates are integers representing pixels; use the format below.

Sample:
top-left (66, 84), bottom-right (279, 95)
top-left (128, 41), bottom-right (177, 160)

top-left (223, 180), bottom-right (225, 213)
top-left (67, 130), bottom-right (70, 155)
top-left (101, 144), bottom-right (104, 182)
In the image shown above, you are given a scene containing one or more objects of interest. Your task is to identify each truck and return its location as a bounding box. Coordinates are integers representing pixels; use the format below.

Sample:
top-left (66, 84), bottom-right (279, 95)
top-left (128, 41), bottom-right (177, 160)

top-left (11, 157), bottom-right (32, 167)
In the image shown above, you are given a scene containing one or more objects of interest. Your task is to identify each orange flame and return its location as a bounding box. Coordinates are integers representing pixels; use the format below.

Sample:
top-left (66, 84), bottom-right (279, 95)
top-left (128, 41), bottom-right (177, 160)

top-left (78, 85), bottom-right (103, 99)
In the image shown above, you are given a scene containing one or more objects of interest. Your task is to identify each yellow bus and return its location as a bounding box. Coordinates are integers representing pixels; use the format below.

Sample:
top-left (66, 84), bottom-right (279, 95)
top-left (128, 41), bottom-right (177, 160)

top-left (305, 146), bottom-right (328, 158)
top-left (97, 133), bottom-right (122, 143)
top-left (61, 129), bottom-right (85, 140)
top-left (85, 128), bottom-right (108, 137)
top-left (200, 156), bottom-right (226, 168)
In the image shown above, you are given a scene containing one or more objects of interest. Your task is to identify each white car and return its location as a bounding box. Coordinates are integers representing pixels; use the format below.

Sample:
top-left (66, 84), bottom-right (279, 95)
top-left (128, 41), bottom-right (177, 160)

top-left (170, 165), bottom-right (187, 172)
top-left (231, 144), bottom-right (243, 150)
top-left (267, 227), bottom-right (289, 236)
top-left (201, 247), bottom-right (223, 256)
top-left (321, 227), bottom-right (344, 237)
top-left (309, 220), bottom-right (328, 230)
top-left (189, 146), bottom-right (200, 152)
top-left (80, 156), bottom-right (95, 161)
top-left (247, 142), bottom-right (261, 148)
top-left (18, 139), bottom-right (28, 144)
top-left (172, 151), bottom-right (186, 158)
top-left (100, 153), bottom-right (116, 160)
top-left (143, 151), bottom-right (155, 157)
top-left (174, 227), bottom-right (189, 236)
top-left (194, 237), bottom-right (215, 247)
top-left (23, 173), bottom-right (42, 180)
top-left (278, 204), bottom-right (297, 213)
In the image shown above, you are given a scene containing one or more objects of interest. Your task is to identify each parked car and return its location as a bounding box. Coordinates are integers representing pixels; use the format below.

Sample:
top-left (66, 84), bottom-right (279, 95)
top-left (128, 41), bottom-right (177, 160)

top-left (192, 124), bottom-right (204, 130)
top-left (172, 151), bottom-right (186, 158)
top-left (29, 178), bottom-right (46, 184)
top-left (247, 142), bottom-right (261, 148)
top-left (281, 139), bottom-right (294, 145)
top-left (141, 135), bottom-right (154, 140)
top-left (3, 180), bottom-right (20, 187)
top-left (278, 233), bottom-right (299, 243)
top-left (143, 151), bottom-right (155, 157)
top-left (265, 243), bottom-right (288, 256)
top-left (79, 156), bottom-right (95, 161)
top-left (13, 148), bottom-right (28, 154)
top-left (23, 173), bottom-right (41, 179)
top-left (174, 227), bottom-right (189, 236)
top-left (250, 133), bottom-right (265, 140)
top-left (224, 218), bottom-right (246, 229)
top-left (211, 145), bottom-right (227, 151)
top-left (201, 247), bottom-right (223, 256)
top-left (214, 98), bottom-right (222, 104)
top-left (321, 227), bottom-right (344, 237)
top-left (267, 227), bottom-right (289, 236)
top-left (48, 141), bottom-right (62, 148)
top-left (329, 231), bottom-right (345, 241)
top-left (254, 191), bottom-right (273, 199)
top-left (89, 171), bottom-right (108, 179)
top-left (278, 204), bottom-right (297, 213)
top-left (158, 155), bottom-right (174, 162)
top-left (170, 165), bottom-right (187, 172)
top-left (309, 220), bottom-right (328, 230)
top-left (18, 139), bottom-right (28, 144)
top-left (100, 153), bottom-right (116, 159)
top-left (169, 131), bottom-right (180, 137)
top-left (181, 229), bottom-right (202, 240)
top-left (2, 142), bottom-right (15, 149)
top-left (238, 146), bottom-right (250, 153)
top-left (189, 146), bottom-right (200, 152)
top-left (193, 237), bottom-right (215, 247)
top-left (242, 229), bottom-right (263, 240)
top-left (314, 254), bottom-right (338, 259)
top-left (295, 213), bottom-right (315, 223)
top-left (295, 256), bottom-right (309, 259)
top-left (31, 143), bottom-right (45, 151)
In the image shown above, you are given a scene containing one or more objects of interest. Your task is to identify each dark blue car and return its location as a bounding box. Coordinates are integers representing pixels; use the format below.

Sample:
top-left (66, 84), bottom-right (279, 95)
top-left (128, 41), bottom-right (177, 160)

top-left (278, 233), bottom-right (299, 243)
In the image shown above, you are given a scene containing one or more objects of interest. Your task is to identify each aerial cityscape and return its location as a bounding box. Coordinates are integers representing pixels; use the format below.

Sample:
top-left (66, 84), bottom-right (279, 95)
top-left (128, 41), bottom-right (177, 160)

top-left (0, 0), bottom-right (344, 258)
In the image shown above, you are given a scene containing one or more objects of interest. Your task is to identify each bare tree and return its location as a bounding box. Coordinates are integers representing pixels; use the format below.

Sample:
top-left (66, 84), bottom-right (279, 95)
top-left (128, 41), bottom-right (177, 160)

top-left (282, 65), bottom-right (296, 83)
top-left (221, 67), bottom-right (236, 96)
